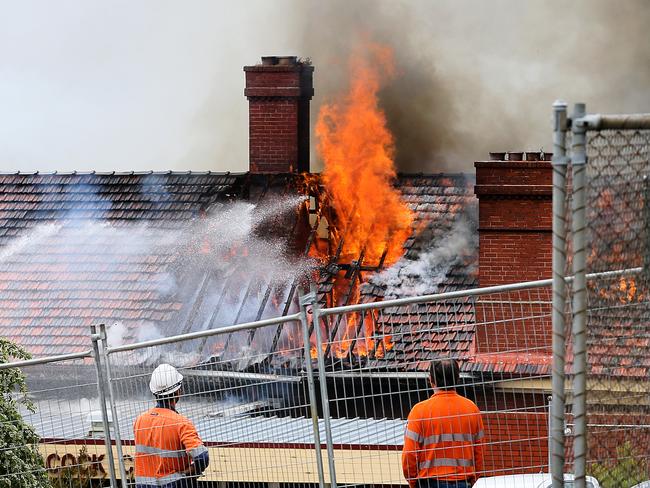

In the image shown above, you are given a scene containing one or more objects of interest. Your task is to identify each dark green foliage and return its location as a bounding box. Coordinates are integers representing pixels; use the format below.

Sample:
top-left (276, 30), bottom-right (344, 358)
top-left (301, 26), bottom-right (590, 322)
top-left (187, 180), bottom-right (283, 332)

top-left (0, 338), bottom-right (51, 488)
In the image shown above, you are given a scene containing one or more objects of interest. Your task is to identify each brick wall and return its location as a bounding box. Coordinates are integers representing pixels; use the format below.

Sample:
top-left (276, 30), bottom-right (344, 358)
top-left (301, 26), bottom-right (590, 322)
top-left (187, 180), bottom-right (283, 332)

top-left (474, 154), bottom-right (553, 355)
top-left (244, 58), bottom-right (314, 173)
top-left (475, 390), bottom-right (550, 476)
top-left (482, 411), bottom-right (549, 476)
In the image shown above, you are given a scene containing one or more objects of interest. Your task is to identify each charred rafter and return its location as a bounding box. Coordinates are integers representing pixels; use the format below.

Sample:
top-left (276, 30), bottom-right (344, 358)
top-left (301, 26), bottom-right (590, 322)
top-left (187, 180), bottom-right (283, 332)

top-left (249, 177), bottom-right (317, 351)
top-left (197, 175), bottom-right (274, 357)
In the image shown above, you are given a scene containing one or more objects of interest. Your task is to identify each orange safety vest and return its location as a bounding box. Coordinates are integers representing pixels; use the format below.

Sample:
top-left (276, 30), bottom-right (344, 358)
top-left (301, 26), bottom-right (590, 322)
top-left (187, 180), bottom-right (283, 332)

top-left (134, 407), bottom-right (206, 486)
top-left (402, 390), bottom-right (485, 486)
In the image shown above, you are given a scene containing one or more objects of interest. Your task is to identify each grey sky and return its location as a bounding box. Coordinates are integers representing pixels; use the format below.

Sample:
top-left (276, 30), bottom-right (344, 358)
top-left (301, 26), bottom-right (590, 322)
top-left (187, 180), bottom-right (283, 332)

top-left (1, 1), bottom-right (649, 173)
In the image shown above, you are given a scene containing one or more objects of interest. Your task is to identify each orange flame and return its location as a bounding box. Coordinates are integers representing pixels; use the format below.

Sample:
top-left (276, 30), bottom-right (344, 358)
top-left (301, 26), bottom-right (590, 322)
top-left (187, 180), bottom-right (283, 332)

top-left (595, 276), bottom-right (643, 304)
top-left (618, 277), bottom-right (638, 303)
top-left (314, 41), bottom-right (413, 360)
top-left (316, 42), bottom-right (413, 267)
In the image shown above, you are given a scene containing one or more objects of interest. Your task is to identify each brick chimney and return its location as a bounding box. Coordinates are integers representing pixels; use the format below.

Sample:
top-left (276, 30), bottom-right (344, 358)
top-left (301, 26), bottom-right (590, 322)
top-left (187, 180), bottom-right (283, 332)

top-left (244, 56), bottom-right (314, 173)
top-left (474, 151), bottom-right (554, 356)
top-left (474, 151), bottom-right (554, 286)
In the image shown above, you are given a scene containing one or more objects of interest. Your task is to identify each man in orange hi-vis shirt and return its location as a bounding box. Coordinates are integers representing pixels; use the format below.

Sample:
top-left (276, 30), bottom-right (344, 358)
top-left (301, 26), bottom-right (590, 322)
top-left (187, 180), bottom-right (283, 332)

top-left (134, 364), bottom-right (209, 488)
top-left (402, 359), bottom-right (485, 488)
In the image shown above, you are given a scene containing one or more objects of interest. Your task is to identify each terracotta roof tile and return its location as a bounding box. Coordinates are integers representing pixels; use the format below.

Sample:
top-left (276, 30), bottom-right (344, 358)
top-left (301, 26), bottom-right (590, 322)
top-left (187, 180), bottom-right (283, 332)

top-left (1, 171), bottom-right (595, 379)
top-left (0, 172), bottom-right (245, 356)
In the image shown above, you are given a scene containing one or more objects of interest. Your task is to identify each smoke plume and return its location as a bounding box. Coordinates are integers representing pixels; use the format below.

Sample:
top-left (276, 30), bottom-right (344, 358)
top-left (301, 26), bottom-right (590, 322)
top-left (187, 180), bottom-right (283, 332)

top-left (369, 215), bottom-right (478, 299)
top-left (2, 1), bottom-right (648, 173)
top-left (298, 0), bottom-right (650, 172)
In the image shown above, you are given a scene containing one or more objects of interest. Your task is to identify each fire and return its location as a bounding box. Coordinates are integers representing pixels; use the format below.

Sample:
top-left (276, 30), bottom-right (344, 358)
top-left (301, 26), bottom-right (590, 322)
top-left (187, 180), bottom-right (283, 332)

top-left (316, 42), bottom-right (413, 267)
top-left (595, 276), bottom-right (643, 303)
top-left (312, 41), bottom-right (412, 361)
top-left (618, 277), bottom-right (640, 303)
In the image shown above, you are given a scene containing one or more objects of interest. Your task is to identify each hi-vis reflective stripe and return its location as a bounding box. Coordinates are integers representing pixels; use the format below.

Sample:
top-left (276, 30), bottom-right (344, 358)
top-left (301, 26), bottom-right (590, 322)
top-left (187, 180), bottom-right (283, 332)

top-left (422, 431), bottom-right (485, 444)
top-left (135, 472), bottom-right (185, 485)
top-left (418, 458), bottom-right (474, 469)
top-left (405, 429), bottom-right (421, 441)
top-left (135, 444), bottom-right (186, 459)
top-left (405, 429), bottom-right (485, 444)
top-left (188, 445), bottom-right (208, 458)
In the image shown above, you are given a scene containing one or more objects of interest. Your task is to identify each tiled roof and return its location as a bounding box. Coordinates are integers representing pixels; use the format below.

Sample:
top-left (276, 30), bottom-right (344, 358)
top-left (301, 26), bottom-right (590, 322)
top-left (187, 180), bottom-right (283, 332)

top-left (2, 171), bottom-right (556, 377)
top-left (0, 171), bottom-right (486, 370)
top-left (321, 174), bottom-right (480, 371)
top-left (0, 172), bottom-right (246, 355)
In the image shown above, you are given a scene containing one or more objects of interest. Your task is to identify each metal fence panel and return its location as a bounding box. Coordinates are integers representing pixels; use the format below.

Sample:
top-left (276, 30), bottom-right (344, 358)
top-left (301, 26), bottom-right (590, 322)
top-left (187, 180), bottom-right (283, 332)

top-left (552, 105), bottom-right (650, 488)
top-left (104, 316), bottom-right (320, 487)
top-left (0, 350), bottom-right (117, 488)
top-left (308, 283), bottom-right (554, 486)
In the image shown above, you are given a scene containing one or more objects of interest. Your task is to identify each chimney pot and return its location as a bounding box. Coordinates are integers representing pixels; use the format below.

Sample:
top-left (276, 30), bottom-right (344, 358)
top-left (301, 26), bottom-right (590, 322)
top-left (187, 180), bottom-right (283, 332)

top-left (261, 56), bottom-right (278, 66)
top-left (489, 152), bottom-right (506, 161)
top-left (525, 152), bottom-right (541, 161)
top-left (277, 56), bottom-right (298, 66)
top-left (507, 152), bottom-right (523, 161)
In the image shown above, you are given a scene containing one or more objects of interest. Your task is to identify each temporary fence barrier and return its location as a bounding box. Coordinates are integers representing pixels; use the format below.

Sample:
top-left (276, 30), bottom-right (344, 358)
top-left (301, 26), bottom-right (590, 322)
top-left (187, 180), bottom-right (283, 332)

top-left (0, 341), bottom-right (116, 488)
top-left (307, 280), bottom-right (556, 487)
top-left (2, 278), bottom-right (569, 488)
top-left (2, 268), bottom-right (645, 487)
top-left (551, 104), bottom-right (650, 488)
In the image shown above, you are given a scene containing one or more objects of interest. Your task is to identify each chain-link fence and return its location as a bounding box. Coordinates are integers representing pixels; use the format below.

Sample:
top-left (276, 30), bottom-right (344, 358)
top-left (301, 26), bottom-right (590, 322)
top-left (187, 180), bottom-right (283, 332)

top-left (551, 104), bottom-right (650, 488)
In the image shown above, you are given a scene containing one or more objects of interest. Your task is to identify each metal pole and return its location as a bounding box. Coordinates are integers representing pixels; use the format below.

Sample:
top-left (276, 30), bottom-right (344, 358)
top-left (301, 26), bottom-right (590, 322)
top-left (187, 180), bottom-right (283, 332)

top-left (571, 102), bottom-right (588, 488)
top-left (299, 289), bottom-right (327, 488)
top-left (100, 324), bottom-right (129, 487)
top-left (548, 395), bottom-right (553, 474)
top-left (308, 287), bottom-right (338, 488)
top-left (90, 324), bottom-right (119, 488)
top-left (644, 175), bottom-right (650, 274)
top-left (551, 99), bottom-right (569, 488)
top-left (580, 113), bottom-right (650, 130)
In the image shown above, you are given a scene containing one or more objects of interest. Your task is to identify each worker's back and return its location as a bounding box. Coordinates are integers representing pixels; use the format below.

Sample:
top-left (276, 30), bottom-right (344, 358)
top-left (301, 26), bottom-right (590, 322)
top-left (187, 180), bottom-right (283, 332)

top-left (134, 406), bottom-right (203, 487)
top-left (403, 390), bottom-right (484, 483)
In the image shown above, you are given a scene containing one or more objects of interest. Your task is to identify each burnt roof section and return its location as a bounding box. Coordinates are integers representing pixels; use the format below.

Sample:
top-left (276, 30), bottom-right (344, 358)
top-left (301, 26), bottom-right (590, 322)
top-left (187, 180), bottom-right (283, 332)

top-left (358, 174), bottom-right (478, 372)
top-left (0, 171), bottom-right (487, 373)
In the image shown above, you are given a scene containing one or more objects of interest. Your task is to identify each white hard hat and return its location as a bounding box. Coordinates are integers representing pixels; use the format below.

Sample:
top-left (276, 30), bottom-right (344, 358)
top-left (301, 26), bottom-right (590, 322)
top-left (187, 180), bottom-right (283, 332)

top-left (149, 364), bottom-right (183, 397)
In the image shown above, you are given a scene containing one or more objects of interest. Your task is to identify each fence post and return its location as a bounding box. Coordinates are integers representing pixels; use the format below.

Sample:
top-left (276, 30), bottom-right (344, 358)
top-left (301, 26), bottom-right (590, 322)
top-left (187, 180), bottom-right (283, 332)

top-left (644, 175), bottom-right (650, 274)
top-left (551, 99), bottom-right (569, 488)
top-left (299, 289), bottom-right (327, 488)
top-left (306, 287), bottom-right (338, 488)
top-left (571, 102), bottom-right (588, 488)
top-left (547, 395), bottom-right (553, 473)
top-left (90, 324), bottom-right (119, 488)
top-left (99, 323), bottom-right (130, 487)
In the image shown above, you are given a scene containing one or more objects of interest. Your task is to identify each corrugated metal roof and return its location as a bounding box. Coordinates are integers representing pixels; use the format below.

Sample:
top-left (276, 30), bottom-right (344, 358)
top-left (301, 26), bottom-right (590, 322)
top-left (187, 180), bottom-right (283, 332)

top-left (22, 398), bottom-right (406, 446)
